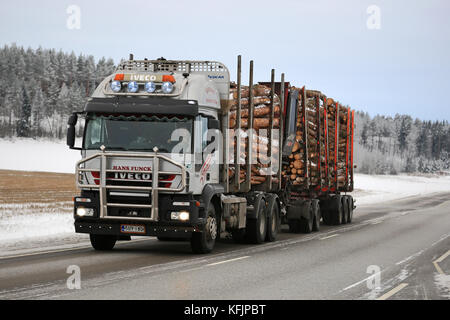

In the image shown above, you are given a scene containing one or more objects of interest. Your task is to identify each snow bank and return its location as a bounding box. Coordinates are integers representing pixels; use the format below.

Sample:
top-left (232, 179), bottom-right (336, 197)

top-left (0, 138), bottom-right (81, 173)
top-left (353, 173), bottom-right (450, 205)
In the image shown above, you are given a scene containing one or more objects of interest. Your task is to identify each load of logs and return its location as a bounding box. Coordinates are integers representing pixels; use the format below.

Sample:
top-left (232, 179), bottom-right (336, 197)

top-left (227, 82), bottom-right (352, 191)
top-left (228, 83), bottom-right (280, 186)
top-left (281, 89), bottom-right (352, 190)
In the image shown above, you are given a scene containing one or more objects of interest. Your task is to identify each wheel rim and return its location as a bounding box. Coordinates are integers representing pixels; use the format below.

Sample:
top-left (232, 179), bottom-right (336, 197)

top-left (207, 216), bottom-right (217, 241)
top-left (271, 212), bottom-right (277, 233)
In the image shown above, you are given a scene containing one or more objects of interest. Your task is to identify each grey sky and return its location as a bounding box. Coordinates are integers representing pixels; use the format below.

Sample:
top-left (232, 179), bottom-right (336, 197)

top-left (1, 0), bottom-right (449, 121)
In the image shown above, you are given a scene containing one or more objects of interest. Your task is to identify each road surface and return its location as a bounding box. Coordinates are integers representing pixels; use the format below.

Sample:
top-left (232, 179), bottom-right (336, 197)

top-left (0, 192), bottom-right (449, 300)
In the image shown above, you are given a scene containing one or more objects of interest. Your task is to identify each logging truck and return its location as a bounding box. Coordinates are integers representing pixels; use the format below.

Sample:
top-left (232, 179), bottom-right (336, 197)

top-left (67, 55), bottom-right (355, 253)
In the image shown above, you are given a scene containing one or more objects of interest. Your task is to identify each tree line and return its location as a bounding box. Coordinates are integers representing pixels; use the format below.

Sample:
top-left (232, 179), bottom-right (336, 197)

top-left (355, 112), bottom-right (450, 174)
top-left (0, 44), bottom-right (448, 174)
top-left (0, 44), bottom-right (115, 138)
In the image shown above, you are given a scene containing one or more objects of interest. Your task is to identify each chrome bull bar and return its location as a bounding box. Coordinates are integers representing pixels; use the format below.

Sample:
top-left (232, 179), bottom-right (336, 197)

top-left (75, 150), bottom-right (186, 222)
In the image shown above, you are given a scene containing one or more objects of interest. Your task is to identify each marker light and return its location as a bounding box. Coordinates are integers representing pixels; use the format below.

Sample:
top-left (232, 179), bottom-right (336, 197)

top-left (145, 82), bottom-right (156, 93)
top-left (162, 75), bottom-right (176, 83)
top-left (110, 81), bottom-right (122, 92)
top-left (127, 81), bottom-right (139, 93)
top-left (162, 81), bottom-right (174, 94)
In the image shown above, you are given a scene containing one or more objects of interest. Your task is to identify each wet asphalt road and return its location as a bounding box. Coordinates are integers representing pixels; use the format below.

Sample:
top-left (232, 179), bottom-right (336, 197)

top-left (0, 192), bottom-right (449, 300)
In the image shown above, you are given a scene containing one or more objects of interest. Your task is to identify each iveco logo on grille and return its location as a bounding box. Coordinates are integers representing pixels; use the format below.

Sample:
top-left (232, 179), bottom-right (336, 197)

top-left (114, 172), bottom-right (151, 180)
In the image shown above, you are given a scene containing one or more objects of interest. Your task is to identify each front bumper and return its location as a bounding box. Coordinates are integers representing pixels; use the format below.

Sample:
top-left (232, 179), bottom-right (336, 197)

top-left (75, 219), bottom-right (204, 238)
top-left (74, 193), bottom-right (206, 238)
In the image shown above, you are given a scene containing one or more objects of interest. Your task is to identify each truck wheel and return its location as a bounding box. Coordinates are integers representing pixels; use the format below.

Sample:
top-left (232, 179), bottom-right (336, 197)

top-left (90, 234), bottom-right (116, 251)
top-left (265, 196), bottom-right (279, 242)
top-left (330, 196), bottom-right (343, 225)
top-left (322, 209), bottom-right (332, 225)
top-left (342, 196), bottom-right (349, 224)
top-left (191, 205), bottom-right (217, 254)
top-left (246, 196), bottom-right (267, 244)
top-left (347, 197), bottom-right (354, 223)
top-left (312, 200), bottom-right (320, 232)
top-left (299, 201), bottom-right (313, 233)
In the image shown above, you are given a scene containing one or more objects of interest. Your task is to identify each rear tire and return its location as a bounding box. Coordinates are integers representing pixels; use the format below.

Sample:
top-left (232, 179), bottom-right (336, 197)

top-left (299, 201), bottom-right (313, 233)
top-left (90, 234), bottom-right (116, 251)
top-left (265, 196), bottom-right (280, 242)
top-left (246, 196), bottom-right (267, 244)
top-left (342, 196), bottom-right (349, 224)
top-left (330, 196), bottom-right (343, 225)
top-left (347, 196), bottom-right (354, 223)
top-left (191, 205), bottom-right (217, 254)
top-left (312, 200), bottom-right (320, 232)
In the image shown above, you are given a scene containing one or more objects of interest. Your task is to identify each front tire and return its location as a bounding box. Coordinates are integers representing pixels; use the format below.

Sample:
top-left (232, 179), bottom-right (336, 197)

top-left (191, 205), bottom-right (217, 254)
top-left (90, 234), bottom-right (116, 251)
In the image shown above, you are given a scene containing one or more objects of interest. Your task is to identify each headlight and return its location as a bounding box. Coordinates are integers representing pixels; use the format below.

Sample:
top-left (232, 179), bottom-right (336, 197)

top-left (145, 82), bottom-right (156, 93)
top-left (127, 81), bottom-right (139, 93)
top-left (110, 81), bottom-right (121, 92)
top-left (76, 207), bottom-right (94, 217)
top-left (171, 211), bottom-right (189, 221)
top-left (162, 81), bottom-right (174, 94)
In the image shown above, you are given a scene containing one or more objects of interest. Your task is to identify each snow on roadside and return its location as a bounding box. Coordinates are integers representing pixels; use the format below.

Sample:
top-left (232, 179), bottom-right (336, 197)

top-left (0, 138), bottom-right (81, 173)
top-left (0, 201), bottom-right (88, 257)
top-left (353, 173), bottom-right (450, 206)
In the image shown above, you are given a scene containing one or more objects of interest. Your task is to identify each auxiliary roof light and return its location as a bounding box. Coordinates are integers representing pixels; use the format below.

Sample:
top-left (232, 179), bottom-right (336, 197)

top-left (145, 82), bottom-right (156, 93)
top-left (162, 81), bottom-right (174, 94)
top-left (110, 80), bottom-right (122, 93)
top-left (127, 81), bottom-right (139, 93)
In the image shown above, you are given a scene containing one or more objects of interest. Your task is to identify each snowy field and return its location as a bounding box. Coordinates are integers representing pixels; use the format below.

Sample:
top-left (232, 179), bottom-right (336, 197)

top-left (0, 138), bottom-right (449, 256)
top-left (0, 138), bottom-right (81, 173)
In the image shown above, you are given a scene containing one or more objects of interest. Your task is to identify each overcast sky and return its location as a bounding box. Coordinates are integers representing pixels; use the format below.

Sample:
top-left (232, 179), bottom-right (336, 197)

top-left (1, 0), bottom-right (449, 121)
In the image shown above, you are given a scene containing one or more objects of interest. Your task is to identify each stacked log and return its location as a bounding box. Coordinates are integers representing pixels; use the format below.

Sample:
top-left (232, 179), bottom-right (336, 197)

top-left (228, 84), bottom-right (280, 186)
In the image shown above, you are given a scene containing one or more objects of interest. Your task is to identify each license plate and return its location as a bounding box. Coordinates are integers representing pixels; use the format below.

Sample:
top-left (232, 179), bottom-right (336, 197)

top-left (120, 224), bottom-right (146, 234)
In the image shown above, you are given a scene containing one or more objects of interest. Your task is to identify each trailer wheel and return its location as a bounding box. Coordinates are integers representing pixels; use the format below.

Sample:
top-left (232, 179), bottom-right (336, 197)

top-left (265, 196), bottom-right (280, 242)
top-left (299, 201), bottom-right (313, 233)
top-left (347, 196), bottom-right (354, 223)
top-left (191, 205), bottom-right (217, 254)
top-left (330, 196), bottom-right (343, 225)
top-left (246, 196), bottom-right (267, 244)
top-left (90, 234), bottom-right (116, 251)
top-left (322, 209), bottom-right (332, 225)
top-left (312, 200), bottom-right (320, 232)
top-left (342, 196), bottom-right (349, 224)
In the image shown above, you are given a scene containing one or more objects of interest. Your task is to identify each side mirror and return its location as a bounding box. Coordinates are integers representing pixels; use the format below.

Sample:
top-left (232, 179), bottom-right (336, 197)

top-left (67, 113), bottom-right (78, 149)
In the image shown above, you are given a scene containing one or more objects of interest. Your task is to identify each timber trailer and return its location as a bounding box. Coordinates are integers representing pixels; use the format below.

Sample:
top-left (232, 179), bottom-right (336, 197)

top-left (67, 55), bottom-right (355, 254)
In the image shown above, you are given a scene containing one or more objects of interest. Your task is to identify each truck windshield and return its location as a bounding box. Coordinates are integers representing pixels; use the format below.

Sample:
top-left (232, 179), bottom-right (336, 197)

top-left (84, 114), bottom-right (192, 153)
